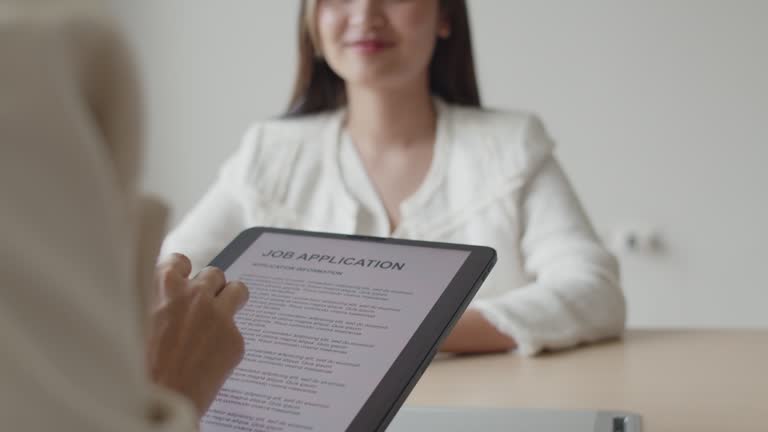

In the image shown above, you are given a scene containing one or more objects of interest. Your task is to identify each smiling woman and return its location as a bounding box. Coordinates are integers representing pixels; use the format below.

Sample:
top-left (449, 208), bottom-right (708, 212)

top-left (162, 0), bottom-right (626, 356)
top-left (288, 0), bottom-right (479, 115)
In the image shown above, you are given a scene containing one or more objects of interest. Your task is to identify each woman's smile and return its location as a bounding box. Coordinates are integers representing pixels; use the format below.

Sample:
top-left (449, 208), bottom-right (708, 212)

top-left (345, 37), bottom-right (396, 55)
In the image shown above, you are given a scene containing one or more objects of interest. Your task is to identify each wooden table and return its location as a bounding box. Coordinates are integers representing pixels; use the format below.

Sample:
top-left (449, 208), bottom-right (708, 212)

top-left (405, 330), bottom-right (768, 431)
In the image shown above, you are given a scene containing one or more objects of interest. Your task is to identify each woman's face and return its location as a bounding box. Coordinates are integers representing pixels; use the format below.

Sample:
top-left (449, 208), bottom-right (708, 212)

top-left (315, 0), bottom-right (449, 91)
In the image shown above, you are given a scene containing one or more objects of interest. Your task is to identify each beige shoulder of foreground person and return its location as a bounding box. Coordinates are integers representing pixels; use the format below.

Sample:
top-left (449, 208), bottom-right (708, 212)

top-left (1, 2), bottom-right (198, 431)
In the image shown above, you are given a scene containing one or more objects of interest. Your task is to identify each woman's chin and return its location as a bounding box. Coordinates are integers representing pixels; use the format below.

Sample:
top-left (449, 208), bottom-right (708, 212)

top-left (342, 69), bottom-right (419, 94)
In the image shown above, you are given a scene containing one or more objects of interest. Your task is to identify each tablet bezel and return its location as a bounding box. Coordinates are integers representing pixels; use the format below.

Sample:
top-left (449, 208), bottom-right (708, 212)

top-left (209, 227), bottom-right (497, 432)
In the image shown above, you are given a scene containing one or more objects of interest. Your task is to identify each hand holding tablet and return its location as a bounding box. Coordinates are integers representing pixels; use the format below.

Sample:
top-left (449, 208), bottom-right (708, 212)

top-left (148, 255), bottom-right (251, 417)
top-left (202, 228), bottom-right (496, 432)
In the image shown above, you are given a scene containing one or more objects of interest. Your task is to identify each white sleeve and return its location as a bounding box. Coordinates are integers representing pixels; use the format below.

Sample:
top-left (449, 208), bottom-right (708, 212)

top-left (473, 156), bottom-right (627, 356)
top-left (0, 6), bottom-right (197, 431)
top-left (162, 112), bottom-right (310, 272)
top-left (160, 135), bottom-right (259, 273)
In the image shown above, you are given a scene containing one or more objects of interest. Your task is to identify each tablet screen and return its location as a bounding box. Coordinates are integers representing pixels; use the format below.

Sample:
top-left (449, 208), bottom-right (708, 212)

top-left (202, 232), bottom-right (471, 432)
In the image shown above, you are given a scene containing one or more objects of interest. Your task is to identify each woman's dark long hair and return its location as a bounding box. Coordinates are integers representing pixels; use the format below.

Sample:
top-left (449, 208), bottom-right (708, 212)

top-left (285, 0), bottom-right (481, 116)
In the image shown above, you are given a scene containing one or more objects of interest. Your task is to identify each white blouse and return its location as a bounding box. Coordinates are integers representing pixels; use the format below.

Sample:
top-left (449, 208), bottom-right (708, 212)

top-left (162, 99), bottom-right (626, 355)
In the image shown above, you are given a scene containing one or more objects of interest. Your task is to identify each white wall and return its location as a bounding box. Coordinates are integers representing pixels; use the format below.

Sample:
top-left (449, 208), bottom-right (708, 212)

top-left (114, 1), bottom-right (768, 328)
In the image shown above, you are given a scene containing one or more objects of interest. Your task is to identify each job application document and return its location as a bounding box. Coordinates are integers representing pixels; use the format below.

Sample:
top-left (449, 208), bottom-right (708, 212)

top-left (201, 232), bottom-right (470, 432)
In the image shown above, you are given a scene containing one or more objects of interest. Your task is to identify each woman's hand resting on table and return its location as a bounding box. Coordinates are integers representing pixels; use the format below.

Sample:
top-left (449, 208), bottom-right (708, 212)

top-left (440, 309), bottom-right (517, 354)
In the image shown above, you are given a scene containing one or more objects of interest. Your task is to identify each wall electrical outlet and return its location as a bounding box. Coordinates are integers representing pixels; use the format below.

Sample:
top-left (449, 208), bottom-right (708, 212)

top-left (605, 225), bottom-right (663, 256)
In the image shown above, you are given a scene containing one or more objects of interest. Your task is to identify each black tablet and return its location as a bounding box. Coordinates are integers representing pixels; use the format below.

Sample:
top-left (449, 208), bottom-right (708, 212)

top-left (201, 227), bottom-right (497, 432)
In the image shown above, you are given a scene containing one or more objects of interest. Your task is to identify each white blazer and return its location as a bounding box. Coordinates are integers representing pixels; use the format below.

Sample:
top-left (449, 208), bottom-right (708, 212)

top-left (163, 100), bottom-right (626, 355)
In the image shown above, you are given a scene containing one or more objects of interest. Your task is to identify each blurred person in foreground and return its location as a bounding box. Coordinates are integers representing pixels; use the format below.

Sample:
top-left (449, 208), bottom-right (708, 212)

top-left (1, 2), bottom-right (246, 429)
